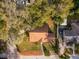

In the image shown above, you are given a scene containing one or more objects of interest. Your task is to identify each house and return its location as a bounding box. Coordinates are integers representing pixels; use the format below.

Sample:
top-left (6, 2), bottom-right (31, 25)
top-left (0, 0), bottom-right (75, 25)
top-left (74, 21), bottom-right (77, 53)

top-left (19, 20), bottom-right (55, 56)
top-left (63, 20), bottom-right (79, 44)
top-left (29, 23), bottom-right (55, 42)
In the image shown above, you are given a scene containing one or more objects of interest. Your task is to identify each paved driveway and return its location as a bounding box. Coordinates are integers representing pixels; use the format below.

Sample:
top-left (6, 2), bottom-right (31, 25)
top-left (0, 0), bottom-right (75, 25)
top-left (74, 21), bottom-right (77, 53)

top-left (20, 55), bottom-right (59, 59)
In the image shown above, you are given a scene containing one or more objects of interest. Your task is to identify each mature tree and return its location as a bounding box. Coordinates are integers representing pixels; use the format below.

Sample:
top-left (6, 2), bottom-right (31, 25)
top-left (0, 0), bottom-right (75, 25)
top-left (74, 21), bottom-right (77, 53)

top-left (0, 0), bottom-right (30, 30)
top-left (52, 0), bottom-right (74, 39)
top-left (53, 0), bottom-right (74, 19)
top-left (71, 0), bottom-right (79, 14)
top-left (52, 0), bottom-right (74, 54)
top-left (0, 0), bottom-right (30, 41)
top-left (28, 0), bottom-right (55, 29)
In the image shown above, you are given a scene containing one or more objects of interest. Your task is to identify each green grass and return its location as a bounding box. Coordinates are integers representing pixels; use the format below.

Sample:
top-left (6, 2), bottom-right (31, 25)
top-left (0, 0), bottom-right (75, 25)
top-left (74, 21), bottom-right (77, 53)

top-left (59, 55), bottom-right (70, 59)
top-left (17, 40), bottom-right (41, 52)
top-left (75, 44), bottom-right (79, 54)
top-left (43, 45), bottom-right (50, 56)
top-left (43, 42), bottom-right (56, 56)
top-left (43, 43), bottom-right (54, 51)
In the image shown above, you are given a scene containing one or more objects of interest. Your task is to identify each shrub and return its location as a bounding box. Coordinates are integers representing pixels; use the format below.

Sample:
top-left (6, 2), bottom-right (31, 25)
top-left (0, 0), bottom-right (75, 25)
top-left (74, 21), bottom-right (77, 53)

top-left (43, 45), bottom-right (50, 56)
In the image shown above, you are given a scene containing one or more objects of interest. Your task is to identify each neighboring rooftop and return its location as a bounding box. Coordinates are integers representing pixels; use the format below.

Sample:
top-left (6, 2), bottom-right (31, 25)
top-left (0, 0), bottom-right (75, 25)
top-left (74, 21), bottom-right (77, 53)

top-left (70, 55), bottom-right (79, 59)
top-left (64, 20), bottom-right (79, 36)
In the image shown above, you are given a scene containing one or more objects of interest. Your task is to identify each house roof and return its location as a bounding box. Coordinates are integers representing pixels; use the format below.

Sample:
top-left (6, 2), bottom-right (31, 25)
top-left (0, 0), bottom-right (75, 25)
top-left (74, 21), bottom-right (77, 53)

top-left (30, 23), bottom-right (49, 32)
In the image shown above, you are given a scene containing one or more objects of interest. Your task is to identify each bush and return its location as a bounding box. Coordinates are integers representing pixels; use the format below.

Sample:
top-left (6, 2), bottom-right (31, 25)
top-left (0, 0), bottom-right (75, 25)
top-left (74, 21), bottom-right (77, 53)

top-left (43, 45), bottom-right (50, 56)
top-left (59, 55), bottom-right (70, 59)
top-left (75, 44), bottom-right (79, 54)
top-left (0, 20), bottom-right (6, 29)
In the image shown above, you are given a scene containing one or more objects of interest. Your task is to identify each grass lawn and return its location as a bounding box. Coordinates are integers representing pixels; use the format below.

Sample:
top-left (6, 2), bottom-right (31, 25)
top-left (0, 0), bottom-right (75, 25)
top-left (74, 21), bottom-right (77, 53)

top-left (17, 39), bottom-right (41, 52)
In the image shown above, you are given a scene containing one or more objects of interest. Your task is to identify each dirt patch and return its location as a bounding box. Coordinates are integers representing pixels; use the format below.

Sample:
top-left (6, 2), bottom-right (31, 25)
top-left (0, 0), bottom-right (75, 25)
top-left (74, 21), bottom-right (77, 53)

top-left (20, 50), bottom-right (43, 56)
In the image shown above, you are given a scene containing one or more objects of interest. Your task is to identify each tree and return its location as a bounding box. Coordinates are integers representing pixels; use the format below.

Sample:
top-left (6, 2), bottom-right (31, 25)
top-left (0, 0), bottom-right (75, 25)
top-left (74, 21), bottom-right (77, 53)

top-left (0, 16), bottom-right (6, 29)
top-left (52, 0), bottom-right (74, 54)
top-left (0, 15), bottom-right (8, 40)
top-left (0, 0), bottom-right (30, 41)
top-left (53, 0), bottom-right (74, 19)
top-left (71, 0), bottom-right (79, 14)
top-left (28, 0), bottom-right (55, 29)
top-left (52, 0), bottom-right (74, 41)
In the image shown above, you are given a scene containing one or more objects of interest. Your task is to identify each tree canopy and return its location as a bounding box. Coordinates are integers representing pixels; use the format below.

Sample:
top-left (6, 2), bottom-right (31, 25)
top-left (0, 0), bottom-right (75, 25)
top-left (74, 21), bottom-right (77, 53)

top-left (0, 0), bottom-right (76, 41)
top-left (28, 0), bottom-right (56, 29)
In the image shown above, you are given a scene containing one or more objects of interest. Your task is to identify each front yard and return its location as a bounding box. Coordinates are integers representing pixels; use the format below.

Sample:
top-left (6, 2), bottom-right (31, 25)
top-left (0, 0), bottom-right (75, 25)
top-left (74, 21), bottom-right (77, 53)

top-left (17, 38), bottom-right (57, 56)
top-left (17, 39), bottom-right (41, 52)
top-left (17, 39), bottom-right (43, 55)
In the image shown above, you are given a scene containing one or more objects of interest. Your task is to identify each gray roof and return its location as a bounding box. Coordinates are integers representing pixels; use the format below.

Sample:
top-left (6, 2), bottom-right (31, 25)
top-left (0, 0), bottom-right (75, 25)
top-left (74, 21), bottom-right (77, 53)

top-left (64, 30), bottom-right (78, 36)
top-left (70, 55), bottom-right (79, 59)
top-left (64, 23), bottom-right (79, 36)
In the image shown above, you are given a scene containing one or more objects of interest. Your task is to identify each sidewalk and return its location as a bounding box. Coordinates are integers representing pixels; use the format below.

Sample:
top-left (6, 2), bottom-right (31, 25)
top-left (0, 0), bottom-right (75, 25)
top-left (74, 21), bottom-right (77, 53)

top-left (19, 55), bottom-right (59, 59)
